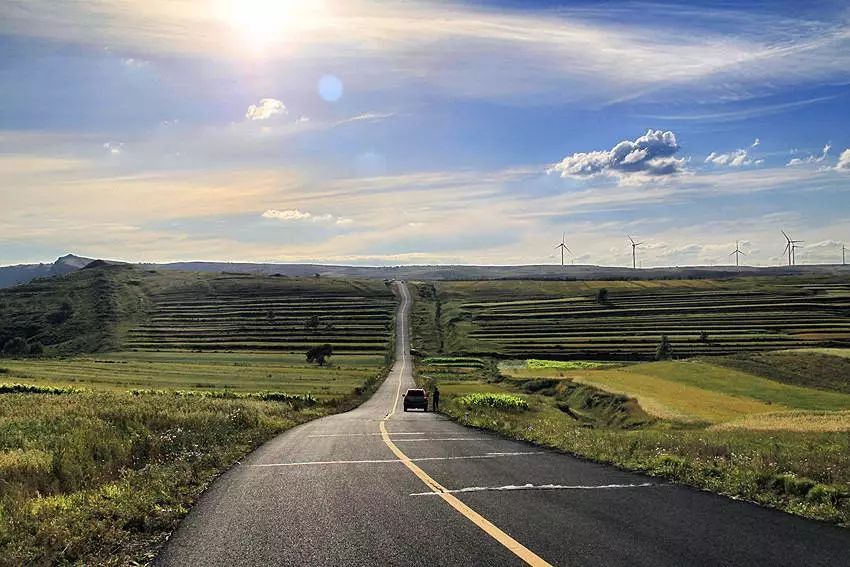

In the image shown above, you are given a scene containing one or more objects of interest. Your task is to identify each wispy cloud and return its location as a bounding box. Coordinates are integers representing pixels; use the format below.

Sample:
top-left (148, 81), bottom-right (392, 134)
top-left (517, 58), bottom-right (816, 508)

top-left (262, 209), bottom-right (352, 225)
top-left (2, 2), bottom-right (848, 105)
top-left (787, 143), bottom-right (831, 166)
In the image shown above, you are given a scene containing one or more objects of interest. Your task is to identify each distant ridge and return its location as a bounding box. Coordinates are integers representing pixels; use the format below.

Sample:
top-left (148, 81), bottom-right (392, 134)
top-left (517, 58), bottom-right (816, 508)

top-left (2, 255), bottom-right (849, 289)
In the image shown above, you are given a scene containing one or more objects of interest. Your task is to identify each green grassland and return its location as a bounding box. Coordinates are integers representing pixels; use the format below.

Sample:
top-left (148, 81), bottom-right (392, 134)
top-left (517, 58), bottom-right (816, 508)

top-left (0, 352), bottom-right (383, 398)
top-left (0, 266), bottom-right (397, 565)
top-left (410, 277), bottom-right (850, 360)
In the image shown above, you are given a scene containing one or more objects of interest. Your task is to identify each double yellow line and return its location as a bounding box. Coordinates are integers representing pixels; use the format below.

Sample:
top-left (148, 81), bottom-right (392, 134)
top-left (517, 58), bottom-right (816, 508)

top-left (381, 284), bottom-right (551, 567)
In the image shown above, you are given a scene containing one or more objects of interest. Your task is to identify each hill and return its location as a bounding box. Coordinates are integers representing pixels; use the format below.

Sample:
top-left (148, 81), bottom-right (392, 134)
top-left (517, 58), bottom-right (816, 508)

top-left (3, 254), bottom-right (850, 289)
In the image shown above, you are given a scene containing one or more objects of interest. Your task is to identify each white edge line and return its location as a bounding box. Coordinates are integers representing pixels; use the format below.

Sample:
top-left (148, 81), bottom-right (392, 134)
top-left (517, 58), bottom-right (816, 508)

top-left (249, 451), bottom-right (546, 467)
top-left (409, 482), bottom-right (658, 496)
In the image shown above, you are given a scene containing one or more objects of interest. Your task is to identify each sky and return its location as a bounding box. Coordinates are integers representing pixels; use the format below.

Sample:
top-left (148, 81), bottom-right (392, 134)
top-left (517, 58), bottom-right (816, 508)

top-left (1, 0), bottom-right (849, 268)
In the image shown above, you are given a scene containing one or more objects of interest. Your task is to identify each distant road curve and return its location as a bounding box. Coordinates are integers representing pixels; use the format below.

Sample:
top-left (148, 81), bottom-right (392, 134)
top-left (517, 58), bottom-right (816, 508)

top-left (157, 282), bottom-right (850, 566)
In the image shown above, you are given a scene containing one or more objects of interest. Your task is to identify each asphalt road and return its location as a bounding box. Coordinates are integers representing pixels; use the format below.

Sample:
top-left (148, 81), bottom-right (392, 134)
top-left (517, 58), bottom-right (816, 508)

top-left (157, 283), bottom-right (850, 566)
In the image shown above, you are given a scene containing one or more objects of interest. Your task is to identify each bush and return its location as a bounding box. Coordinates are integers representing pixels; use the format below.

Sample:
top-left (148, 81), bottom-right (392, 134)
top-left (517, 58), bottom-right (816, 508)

top-left (2, 337), bottom-right (29, 356)
top-left (596, 288), bottom-right (609, 304)
top-left (306, 344), bottom-right (333, 366)
top-left (656, 334), bottom-right (673, 360)
top-left (456, 392), bottom-right (529, 411)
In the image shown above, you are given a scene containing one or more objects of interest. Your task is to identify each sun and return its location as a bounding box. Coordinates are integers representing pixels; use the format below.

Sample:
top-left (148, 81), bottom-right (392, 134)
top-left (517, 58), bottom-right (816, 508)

top-left (216, 0), bottom-right (327, 50)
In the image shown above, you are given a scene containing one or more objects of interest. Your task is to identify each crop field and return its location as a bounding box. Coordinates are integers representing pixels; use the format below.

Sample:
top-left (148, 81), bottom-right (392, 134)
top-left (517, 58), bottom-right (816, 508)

top-left (125, 274), bottom-right (395, 355)
top-left (0, 352), bottom-right (383, 398)
top-left (411, 278), bottom-right (850, 360)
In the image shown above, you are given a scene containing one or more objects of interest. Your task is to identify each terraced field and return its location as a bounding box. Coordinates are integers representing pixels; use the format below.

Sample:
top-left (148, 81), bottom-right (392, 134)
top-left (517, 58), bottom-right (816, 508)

top-left (125, 275), bottom-right (395, 355)
top-left (414, 279), bottom-right (850, 359)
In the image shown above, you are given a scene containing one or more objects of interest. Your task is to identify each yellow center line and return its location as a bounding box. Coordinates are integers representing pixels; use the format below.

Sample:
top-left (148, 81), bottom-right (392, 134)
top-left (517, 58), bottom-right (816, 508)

top-left (382, 283), bottom-right (552, 567)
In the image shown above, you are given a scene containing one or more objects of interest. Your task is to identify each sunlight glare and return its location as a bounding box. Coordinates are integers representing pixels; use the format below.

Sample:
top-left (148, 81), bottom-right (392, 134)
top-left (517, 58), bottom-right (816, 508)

top-left (217, 0), bottom-right (327, 50)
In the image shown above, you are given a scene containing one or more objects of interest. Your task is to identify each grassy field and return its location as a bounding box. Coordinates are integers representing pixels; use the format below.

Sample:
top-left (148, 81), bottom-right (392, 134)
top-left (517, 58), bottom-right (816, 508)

top-left (0, 390), bottom-right (334, 566)
top-left (0, 352), bottom-right (384, 399)
top-left (417, 348), bottom-right (850, 527)
top-left (0, 267), bottom-right (397, 565)
top-left (410, 277), bottom-right (850, 360)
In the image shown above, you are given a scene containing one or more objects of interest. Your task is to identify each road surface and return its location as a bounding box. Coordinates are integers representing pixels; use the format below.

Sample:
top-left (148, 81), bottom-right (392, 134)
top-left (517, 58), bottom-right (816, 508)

top-left (157, 282), bottom-right (850, 566)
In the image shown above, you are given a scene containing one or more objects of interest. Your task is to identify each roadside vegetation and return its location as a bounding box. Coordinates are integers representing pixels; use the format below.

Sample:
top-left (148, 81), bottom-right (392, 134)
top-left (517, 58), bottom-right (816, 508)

top-left (411, 280), bottom-right (850, 527)
top-left (0, 267), bottom-right (397, 565)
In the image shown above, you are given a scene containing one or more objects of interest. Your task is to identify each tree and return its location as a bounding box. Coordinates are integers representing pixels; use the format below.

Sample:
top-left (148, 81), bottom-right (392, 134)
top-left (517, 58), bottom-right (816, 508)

top-left (306, 344), bottom-right (333, 366)
top-left (28, 341), bottom-right (44, 356)
top-left (596, 288), bottom-right (609, 304)
top-left (2, 337), bottom-right (29, 356)
top-left (699, 330), bottom-right (709, 343)
top-left (305, 315), bottom-right (320, 333)
top-left (656, 334), bottom-right (673, 360)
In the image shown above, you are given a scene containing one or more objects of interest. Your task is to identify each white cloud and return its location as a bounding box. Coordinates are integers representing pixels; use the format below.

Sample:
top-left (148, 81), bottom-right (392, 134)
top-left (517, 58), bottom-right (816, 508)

top-left (245, 98), bottom-right (287, 121)
top-left (103, 141), bottom-right (124, 154)
top-left (548, 130), bottom-right (685, 180)
top-left (751, 138), bottom-right (760, 148)
top-left (262, 208), bottom-right (352, 225)
top-left (704, 148), bottom-right (754, 167)
top-left (836, 149), bottom-right (850, 171)
top-left (787, 143), bottom-right (831, 166)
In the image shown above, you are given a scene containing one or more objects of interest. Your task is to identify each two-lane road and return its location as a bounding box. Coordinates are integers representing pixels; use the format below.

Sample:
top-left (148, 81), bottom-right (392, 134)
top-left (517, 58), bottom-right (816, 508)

top-left (157, 283), bottom-right (850, 566)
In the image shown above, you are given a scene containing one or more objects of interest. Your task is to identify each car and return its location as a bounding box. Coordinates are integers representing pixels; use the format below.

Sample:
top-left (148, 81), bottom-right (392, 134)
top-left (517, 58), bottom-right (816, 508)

top-left (403, 388), bottom-right (428, 412)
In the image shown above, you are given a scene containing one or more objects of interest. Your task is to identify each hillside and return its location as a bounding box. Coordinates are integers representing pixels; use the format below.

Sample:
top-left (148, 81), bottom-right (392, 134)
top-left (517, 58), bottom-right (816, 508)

top-left (0, 266), bottom-right (396, 357)
top-left (0, 264), bottom-right (146, 354)
top-left (410, 278), bottom-right (850, 359)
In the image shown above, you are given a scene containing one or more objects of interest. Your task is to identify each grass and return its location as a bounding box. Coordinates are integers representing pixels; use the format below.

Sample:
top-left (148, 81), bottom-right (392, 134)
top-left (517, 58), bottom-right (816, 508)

top-left (0, 390), bottom-right (336, 566)
top-left (712, 410), bottom-right (850, 433)
top-left (0, 352), bottom-right (384, 399)
top-left (455, 392), bottom-right (529, 411)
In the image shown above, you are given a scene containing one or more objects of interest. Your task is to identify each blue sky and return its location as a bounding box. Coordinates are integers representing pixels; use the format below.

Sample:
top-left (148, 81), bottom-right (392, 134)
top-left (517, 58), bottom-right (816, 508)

top-left (1, 0), bottom-right (849, 267)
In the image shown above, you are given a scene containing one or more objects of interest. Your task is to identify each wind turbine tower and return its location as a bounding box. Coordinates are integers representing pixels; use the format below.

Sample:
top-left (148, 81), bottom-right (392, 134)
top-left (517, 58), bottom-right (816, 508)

top-left (555, 233), bottom-right (571, 267)
top-left (843, 244), bottom-right (846, 266)
top-left (627, 235), bottom-right (644, 269)
top-left (781, 231), bottom-right (802, 266)
top-left (730, 241), bottom-right (745, 267)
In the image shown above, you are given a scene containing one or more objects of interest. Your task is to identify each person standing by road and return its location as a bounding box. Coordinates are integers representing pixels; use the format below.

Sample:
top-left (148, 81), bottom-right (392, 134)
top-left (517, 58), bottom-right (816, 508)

top-left (432, 386), bottom-right (440, 412)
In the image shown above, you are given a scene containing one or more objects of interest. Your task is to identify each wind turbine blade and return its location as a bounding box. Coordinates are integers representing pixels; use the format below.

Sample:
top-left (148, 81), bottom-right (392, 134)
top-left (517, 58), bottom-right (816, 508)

top-left (740, 251), bottom-right (747, 255)
top-left (781, 230), bottom-right (790, 241)
top-left (627, 235), bottom-right (634, 245)
top-left (565, 247), bottom-right (572, 254)
top-left (636, 241), bottom-right (645, 246)
top-left (729, 251), bottom-right (736, 256)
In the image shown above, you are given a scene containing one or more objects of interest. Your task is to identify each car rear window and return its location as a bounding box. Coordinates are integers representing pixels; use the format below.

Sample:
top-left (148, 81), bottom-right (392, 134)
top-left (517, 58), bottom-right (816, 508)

top-left (406, 390), bottom-right (425, 397)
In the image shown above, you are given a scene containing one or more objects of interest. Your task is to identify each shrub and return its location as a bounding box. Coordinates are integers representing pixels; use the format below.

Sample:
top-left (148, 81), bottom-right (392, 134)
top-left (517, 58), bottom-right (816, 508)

top-left (2, 337), bottom-right (29, 356)
top-left (526, 359), bottom-right (610, 370)
top-left (596, 288), bottom-right (609, 304)
top-left (456, 393), bottom-right (529, 411)
top-left (656, 334), bottom-right (673, 360)
top-left (306, 344), bottom-right (333, 366)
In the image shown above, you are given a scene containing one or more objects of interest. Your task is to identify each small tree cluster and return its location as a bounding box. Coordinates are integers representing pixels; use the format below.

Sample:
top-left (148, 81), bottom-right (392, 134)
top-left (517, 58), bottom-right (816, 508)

top-left (2, 337), bottom-right (44, 357)
top-left (656, 334), bottom-right (673, 360)
top-left (595, 288), bottom-right (609, 304)
top-left (306, 343), bottom-right (333, 366)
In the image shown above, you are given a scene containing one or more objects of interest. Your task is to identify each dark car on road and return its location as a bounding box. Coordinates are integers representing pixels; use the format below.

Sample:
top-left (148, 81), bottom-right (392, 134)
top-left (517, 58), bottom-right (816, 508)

top-left (403, 388), bottom-right (428, 412)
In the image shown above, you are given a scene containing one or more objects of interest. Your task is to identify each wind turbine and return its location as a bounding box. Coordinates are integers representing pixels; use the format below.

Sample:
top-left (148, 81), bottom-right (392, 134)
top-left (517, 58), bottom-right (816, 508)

top-left (781, 230), bottom-right (802, 266)
top-left (730, 241), bottom-right (745, 267)
top-left (555, 233), bottom-right (571, 267)
top-left (627, 235), bottom-right (644, 269)
top-left (843, 244), bottom-right (847, 266)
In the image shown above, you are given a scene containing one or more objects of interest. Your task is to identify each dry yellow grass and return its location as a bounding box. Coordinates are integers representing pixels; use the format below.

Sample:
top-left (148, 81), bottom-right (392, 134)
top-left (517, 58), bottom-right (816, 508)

top-left (571, 370), bottom-right (786, 423)
top-left (712, 410), bottom-right (850, 432)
